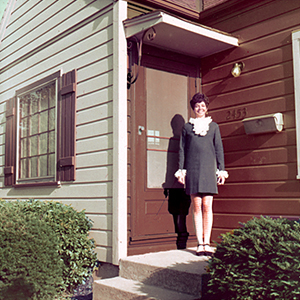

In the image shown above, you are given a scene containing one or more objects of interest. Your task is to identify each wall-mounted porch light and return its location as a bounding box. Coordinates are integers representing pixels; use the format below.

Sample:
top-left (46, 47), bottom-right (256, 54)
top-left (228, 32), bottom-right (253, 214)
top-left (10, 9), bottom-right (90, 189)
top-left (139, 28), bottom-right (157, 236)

top-left (231, 62), bottom-right (245, 77)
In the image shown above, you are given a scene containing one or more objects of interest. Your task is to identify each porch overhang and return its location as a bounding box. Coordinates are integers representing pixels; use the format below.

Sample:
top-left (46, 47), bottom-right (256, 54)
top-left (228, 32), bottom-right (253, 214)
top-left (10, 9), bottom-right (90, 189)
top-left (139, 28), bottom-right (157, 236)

top-left (123, 10), bottom-right (239, 58)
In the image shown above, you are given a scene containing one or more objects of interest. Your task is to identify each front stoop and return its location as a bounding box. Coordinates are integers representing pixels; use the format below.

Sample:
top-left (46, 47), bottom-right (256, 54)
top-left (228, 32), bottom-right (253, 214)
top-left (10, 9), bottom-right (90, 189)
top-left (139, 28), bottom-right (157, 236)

top-left (93, 248), bottom-right (211, 300)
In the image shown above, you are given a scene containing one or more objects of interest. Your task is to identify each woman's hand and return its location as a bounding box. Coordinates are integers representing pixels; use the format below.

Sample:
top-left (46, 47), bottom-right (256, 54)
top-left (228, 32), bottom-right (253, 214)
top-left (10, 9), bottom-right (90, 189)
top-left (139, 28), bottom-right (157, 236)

top-left (178, 174), bottom-right (185, 185)
top-left (217, 175), bottom-right (226, 185)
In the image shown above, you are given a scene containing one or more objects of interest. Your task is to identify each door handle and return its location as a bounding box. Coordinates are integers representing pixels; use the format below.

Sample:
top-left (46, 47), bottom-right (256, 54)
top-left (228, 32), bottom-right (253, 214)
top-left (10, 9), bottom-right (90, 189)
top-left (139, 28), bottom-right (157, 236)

top-left (138, 125), bottom-right (144, 135)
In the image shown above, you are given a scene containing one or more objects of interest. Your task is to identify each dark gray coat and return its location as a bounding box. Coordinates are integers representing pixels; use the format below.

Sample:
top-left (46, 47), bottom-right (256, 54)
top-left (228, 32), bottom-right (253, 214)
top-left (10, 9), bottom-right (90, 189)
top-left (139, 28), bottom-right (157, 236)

top-left (178, 121), bottom-right (225, 195)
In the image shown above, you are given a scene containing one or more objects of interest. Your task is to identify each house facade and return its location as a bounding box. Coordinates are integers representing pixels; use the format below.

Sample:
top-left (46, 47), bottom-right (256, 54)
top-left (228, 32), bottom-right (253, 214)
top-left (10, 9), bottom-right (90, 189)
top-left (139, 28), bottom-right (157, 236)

top-left (0, 0), bottom-right (128, 265)
top-left (0, 0), bottom-right (299, 266)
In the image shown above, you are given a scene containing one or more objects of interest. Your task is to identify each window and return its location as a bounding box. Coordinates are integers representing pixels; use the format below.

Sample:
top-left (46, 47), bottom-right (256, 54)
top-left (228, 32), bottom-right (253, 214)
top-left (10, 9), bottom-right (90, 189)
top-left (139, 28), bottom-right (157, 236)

top-left (4, 69), bottom-right (77, 186)
top-left (18, 81), bottom-right (56, 183)
top-left (292, 30), bottom-right (300, 179)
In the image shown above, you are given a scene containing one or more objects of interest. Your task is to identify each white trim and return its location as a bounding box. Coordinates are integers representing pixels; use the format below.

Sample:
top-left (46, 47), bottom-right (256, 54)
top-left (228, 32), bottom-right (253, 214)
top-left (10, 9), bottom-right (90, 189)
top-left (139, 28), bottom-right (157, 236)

top-left (124, 10), bottom-right (238, 46)
top-left (0, 0), bottom-right (16, 44)
top-left (112, 0), bottom-right (128, 265)
top-left (292, 29), bottom-right (300, 179)
top-left (123, 10), bottom-right (238, 57)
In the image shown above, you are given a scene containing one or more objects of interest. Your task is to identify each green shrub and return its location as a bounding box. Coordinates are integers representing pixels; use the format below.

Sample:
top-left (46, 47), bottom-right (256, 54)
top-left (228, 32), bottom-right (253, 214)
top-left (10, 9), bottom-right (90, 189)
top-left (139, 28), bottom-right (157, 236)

top-left (0, 201), bottom-right (65, 300)
top-left (208, 216), bottom-right (300, 300)
top-left (20, 200), bottom-right (97, 293)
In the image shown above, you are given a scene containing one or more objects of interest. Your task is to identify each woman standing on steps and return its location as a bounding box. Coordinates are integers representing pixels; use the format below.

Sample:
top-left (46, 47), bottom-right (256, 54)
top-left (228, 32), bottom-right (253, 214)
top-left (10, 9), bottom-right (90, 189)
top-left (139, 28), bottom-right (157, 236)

top-left (175, 93), bottom-right (228, 256)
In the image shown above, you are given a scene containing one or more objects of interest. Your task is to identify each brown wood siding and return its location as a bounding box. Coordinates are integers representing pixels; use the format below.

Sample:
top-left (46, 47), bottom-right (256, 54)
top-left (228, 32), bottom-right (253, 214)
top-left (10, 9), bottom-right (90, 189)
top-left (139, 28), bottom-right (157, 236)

top-left (203, 0), bottom-right (227, 10)
top-left (200, 0), bottom-right (300, 242)
top-left (130, 0), bottom-right (202, 21)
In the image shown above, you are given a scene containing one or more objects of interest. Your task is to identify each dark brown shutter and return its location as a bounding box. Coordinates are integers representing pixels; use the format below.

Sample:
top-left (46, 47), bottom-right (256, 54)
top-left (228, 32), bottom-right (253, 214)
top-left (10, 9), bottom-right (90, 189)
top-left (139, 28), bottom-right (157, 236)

top-left (58, 69), bottom-right (77, 181)
top-left (4, 97), bottom-right (16, 186)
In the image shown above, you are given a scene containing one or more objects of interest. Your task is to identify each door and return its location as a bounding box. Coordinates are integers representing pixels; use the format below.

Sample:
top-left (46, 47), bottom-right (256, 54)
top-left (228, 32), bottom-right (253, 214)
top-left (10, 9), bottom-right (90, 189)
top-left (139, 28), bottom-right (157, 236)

top-left (129, 46), bottom-right (200, 254)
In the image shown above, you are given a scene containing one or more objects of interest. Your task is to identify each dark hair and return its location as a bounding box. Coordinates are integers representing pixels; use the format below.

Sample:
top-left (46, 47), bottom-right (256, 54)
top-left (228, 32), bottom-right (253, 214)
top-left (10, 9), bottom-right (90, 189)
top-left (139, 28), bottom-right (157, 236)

top-left (190, 93), bottom-right (209, 110)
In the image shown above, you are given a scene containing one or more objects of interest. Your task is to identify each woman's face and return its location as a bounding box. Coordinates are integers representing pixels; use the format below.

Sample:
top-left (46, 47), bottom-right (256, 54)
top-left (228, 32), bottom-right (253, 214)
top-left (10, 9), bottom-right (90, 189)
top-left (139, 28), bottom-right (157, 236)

top-left (193, 101), bottom-right (207, 118)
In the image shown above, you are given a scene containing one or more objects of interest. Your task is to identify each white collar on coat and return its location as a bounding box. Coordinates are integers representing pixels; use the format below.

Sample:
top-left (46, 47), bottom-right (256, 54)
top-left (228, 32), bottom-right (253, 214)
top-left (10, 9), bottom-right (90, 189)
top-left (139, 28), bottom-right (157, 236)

top-left (189, 116), bottom-right (212, 136)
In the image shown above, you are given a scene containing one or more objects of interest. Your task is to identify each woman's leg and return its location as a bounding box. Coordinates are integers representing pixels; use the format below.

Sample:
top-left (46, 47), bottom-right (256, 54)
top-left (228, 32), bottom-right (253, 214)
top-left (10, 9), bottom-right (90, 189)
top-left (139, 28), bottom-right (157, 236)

top-left (191, 193), bottom-right (203, 246)
top-left (202, 195), bottom-right (214, 248)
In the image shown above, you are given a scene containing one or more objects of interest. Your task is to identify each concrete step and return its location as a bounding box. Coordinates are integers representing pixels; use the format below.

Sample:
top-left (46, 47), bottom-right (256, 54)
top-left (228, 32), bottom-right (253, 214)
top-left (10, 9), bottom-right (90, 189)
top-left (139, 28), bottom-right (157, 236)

top-left (93, 276), bottom-right (196, 300)
top-left (93, 248), bottom-right (213, 300)
top-left (119, 248), bottom-right (210, 298)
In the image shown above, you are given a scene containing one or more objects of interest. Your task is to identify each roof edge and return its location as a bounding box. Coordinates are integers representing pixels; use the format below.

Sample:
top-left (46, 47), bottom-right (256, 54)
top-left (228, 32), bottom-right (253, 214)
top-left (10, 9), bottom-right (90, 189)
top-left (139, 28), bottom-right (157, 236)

top-left (123, 10), bottom-right (239, 46)
top-left (0, 0), bottom-right (16, 44)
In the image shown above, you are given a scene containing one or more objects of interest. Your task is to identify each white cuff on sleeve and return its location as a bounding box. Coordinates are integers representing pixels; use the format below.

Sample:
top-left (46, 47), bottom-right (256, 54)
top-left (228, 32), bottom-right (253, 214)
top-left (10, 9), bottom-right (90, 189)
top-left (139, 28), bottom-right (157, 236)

top-left (216, 169), bottom-right (229, 178)
top-left (174, 169), bottom-right (186, 178)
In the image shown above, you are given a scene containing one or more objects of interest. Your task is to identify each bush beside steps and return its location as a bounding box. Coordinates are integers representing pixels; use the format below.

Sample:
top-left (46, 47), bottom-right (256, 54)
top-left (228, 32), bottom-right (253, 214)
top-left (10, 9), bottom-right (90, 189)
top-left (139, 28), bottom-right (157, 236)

top-left (207, 216), bottom-right (300, 300)
top-left (0, 200), bottom-right (97, 300)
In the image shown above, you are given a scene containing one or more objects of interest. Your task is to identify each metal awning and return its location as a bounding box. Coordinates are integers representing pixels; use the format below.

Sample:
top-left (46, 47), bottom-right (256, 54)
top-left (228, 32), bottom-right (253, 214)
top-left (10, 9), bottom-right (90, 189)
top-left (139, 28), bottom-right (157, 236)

top-left (123, 10), bottom-right (239, 58)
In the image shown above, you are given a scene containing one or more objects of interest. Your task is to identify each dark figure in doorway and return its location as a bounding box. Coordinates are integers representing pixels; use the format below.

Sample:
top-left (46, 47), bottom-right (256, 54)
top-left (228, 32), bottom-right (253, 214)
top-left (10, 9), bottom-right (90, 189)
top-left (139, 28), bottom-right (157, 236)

top-left (163, 114), bottom-right (191, 249)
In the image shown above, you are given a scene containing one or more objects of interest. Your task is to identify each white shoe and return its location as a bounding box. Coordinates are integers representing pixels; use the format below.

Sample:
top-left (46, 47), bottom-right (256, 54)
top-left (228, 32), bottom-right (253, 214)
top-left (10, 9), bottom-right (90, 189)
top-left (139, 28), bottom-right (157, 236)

top-left (196, 244), bottom-right (205, 256)
top-left (204, 244), bottom-right (214, 256)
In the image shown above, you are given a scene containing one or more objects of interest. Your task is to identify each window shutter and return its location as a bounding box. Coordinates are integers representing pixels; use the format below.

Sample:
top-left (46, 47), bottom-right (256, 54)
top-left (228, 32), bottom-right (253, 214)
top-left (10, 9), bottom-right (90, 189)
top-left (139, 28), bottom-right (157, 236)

top-left (4, 97), bottom-right (16, 186)
top-left (58, 69), bottom-right (77, 181)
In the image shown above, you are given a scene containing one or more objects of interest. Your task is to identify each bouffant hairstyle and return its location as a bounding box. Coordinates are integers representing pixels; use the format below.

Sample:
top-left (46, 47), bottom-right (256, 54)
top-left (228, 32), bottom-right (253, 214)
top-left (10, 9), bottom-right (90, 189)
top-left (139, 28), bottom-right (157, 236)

top-left (190, 93), bottom-right (209, 110)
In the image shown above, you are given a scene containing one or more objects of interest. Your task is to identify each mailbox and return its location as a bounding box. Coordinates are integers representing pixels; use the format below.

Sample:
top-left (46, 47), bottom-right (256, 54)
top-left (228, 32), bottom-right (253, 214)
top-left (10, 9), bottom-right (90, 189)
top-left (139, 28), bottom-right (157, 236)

top-left (242, 113), bottom-right (283, 135)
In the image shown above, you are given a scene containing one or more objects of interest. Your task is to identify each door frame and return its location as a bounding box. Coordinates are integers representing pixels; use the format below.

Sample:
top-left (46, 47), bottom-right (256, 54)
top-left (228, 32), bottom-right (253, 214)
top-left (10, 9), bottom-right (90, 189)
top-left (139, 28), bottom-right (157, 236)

top-left (128, 45), bottom-right (201, 255)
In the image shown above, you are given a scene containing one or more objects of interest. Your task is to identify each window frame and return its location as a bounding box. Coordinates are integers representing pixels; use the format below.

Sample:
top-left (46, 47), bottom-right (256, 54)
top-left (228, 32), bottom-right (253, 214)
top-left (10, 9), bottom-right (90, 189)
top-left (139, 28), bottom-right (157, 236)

top-left (292, 30), bottom-right (300, 179)
top-left (15, 73), bottom-right (59, 185)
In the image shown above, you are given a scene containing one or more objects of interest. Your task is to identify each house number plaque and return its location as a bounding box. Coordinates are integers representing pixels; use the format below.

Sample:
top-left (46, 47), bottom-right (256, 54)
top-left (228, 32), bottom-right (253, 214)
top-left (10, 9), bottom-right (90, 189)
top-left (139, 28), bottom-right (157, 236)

top-left (226, 107), bottom-right (248, 120)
